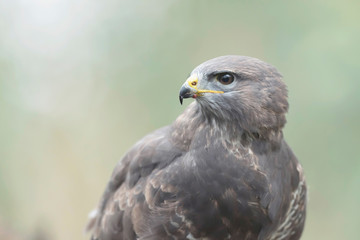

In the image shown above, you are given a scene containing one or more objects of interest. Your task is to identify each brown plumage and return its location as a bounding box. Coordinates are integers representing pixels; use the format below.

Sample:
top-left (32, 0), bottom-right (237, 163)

top-left (87, 56), bottom-right (306, 240)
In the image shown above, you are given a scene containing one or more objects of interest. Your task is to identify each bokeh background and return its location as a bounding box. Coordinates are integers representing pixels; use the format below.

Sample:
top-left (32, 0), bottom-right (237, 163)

top-left (0, 0), bottom-right (359, 239)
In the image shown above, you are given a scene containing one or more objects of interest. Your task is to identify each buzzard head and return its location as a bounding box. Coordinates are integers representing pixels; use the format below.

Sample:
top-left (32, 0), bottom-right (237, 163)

top-left (179, 55), bottom-right (289, 133)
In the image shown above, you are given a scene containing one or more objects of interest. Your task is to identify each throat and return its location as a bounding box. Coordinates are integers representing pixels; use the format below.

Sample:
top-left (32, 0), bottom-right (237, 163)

top-left (171, 103), bottom-right (205, 150)
top-left (171, 102), bottom-right (282, 153)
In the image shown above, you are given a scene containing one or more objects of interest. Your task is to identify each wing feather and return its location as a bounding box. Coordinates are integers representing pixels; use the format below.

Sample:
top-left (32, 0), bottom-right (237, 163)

top-left (88, 126), bottom-right (183, 239)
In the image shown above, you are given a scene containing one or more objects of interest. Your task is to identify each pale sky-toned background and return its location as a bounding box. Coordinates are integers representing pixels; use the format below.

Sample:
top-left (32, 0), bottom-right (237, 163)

top-left (0, 0), bottom-right (359, 239)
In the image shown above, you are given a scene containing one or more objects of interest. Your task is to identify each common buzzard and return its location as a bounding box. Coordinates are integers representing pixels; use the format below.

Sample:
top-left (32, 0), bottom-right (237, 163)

top-left (87, 56), bottom-right (306, 240)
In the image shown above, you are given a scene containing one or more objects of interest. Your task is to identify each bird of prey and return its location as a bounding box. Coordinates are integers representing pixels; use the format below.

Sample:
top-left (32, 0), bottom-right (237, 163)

top-left (87, 56), bottom-right (306, 240)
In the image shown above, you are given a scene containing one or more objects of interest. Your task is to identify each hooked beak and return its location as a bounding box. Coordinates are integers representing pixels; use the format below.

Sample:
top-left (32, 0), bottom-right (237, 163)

top-left (179, 83), bottom-right (197, 105)
top-left (178, 75), bottom-right (224, 105)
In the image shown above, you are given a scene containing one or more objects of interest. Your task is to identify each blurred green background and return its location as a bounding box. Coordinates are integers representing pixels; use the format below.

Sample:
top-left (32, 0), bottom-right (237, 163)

top-left (0, 0), bottom-right (359, 239)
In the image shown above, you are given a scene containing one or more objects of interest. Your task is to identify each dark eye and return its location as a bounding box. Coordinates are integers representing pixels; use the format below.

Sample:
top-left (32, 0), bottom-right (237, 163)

top-left (217, 73), bottom-right (234, 85)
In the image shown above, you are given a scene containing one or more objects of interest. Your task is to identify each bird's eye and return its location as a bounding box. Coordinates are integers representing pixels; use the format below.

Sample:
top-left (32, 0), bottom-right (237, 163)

top-left (217, 73), bottom-right (234, 85)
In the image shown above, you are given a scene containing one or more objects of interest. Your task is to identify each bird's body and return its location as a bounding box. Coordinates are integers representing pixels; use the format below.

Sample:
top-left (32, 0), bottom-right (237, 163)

top-left (88, 56), bottom-right (306, 240)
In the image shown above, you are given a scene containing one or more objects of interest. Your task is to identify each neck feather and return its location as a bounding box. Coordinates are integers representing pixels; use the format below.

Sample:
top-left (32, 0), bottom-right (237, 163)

top-left (171, 102), bottom-right (283, 151)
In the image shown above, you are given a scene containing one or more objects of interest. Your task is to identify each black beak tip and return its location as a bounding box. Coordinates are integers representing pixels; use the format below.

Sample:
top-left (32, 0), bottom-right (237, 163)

top-left (179, 95), bottom-right (183, 105)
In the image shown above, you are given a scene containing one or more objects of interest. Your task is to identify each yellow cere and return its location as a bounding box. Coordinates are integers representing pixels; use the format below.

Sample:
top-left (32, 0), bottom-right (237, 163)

top-left (186, 75), bottom-right (224, 95)
top-left (186, 75), bottom-right (199, 90)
